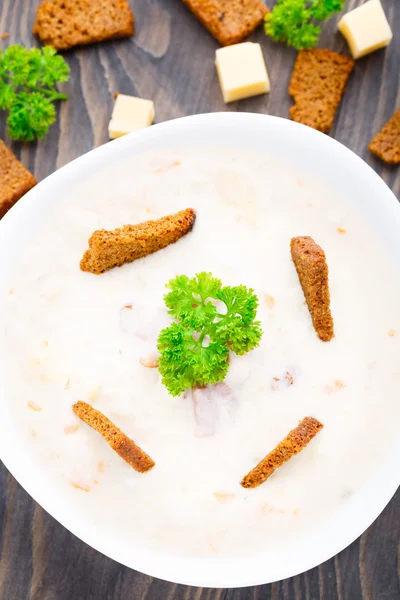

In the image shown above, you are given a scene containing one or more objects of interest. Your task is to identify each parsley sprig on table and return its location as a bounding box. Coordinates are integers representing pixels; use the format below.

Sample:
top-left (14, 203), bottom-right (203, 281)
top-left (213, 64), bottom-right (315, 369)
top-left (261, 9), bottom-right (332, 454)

top-left (157, 272), bottom-right (263, 396)
top-left (0, 45), bottom-right (70, 141)
top-left (265, 0), bottom-right (346, 50)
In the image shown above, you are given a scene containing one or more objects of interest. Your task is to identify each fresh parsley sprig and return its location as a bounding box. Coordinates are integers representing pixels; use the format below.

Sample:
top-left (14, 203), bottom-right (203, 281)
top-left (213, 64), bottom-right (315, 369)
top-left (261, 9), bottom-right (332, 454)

top-left (0, 45), bottom-right (70, 141)
top-left (265, 0), bottom-right (346, 50)
top-left (157, 272), bottom-right (263, 396)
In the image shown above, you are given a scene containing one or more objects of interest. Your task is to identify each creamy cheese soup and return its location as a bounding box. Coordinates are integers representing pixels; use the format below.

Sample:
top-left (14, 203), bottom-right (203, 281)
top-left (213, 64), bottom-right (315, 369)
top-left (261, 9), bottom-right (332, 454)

top-left (2, 147), bottom-right (400, 558)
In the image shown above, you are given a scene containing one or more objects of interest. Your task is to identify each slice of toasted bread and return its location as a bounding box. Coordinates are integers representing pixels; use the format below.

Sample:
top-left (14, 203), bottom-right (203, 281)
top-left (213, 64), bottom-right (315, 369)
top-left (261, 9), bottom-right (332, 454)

top-left (73, 401), bottom-right (155, 473)
top-left (182, 0), bottom-right (268, 46)
top-left (241, 416), bottom-right (323, 488)
top-left (289, 49), bottom-right (354, 133)
top-left (80, 208), bottom-right (196, 274)
top-left (291, 236), bottom-right (334, 342)
top-left (0, 140), bottom-right (37, 219)
top-left (33, 0), bottom-right (134, 51)
top-left (369, 108), bottom-right (400, 164)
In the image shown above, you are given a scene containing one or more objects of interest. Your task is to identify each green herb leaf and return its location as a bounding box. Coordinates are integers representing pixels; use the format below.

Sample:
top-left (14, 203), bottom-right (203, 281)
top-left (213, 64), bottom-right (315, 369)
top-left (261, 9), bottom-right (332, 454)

top-left (265, 0), bottom-right (346, 50)
top-left (0, 45), bottom-right (69, 141)
top-left (157, 272), bottom-right (263, 396)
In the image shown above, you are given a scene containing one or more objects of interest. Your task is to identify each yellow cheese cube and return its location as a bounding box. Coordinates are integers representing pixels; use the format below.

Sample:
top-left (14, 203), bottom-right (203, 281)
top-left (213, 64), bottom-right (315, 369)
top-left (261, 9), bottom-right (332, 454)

top-left (215, 42), bottom-right (270, 104)
top-left (338, 0), bottom-right (393, 60)
top-left (108, 94), bottom-right (155, 139)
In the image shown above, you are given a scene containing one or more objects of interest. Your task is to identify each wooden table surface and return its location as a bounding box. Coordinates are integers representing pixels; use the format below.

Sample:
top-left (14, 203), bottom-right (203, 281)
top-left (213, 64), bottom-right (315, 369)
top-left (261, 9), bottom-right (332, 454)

top-left (0, 1), bottom-right (399, 598)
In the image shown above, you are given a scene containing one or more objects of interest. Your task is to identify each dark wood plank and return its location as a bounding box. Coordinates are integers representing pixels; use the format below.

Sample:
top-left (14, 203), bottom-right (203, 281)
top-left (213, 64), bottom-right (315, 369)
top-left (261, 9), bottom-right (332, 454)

top-left (0, 0), bottom-right (399, 598)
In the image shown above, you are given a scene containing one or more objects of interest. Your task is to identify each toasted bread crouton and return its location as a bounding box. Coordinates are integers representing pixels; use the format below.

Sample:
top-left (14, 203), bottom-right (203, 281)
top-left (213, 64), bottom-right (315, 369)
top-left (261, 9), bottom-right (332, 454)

top-left (80, 208), bottom-right (196, 274)
top-left (369, 108), bottom-right (400, 164)
top-left (241, 416), bottom-right (323, 488)
top-left (289, 49), bottom-right (354, 133)
top-left (182, 0), bottom-right (268, 46)
top-left (73, 401), bottom-right (155, 473)
top-left (0, 140), bottom-right (37, 219)
top-left (291, 236), bottom-right (334, 342)
top-left (33, 0), bottom-right (134, 51)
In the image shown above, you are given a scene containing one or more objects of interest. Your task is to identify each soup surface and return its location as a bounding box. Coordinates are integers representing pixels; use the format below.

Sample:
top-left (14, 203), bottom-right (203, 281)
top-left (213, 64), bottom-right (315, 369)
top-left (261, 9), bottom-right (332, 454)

top-left (2, 147), bottom-right (400, 558)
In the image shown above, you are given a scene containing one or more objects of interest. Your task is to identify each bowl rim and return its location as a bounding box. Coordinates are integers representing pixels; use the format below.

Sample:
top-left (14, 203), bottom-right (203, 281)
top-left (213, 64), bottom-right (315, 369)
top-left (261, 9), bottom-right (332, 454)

top-left (0, 112), bottom-right (399, 588)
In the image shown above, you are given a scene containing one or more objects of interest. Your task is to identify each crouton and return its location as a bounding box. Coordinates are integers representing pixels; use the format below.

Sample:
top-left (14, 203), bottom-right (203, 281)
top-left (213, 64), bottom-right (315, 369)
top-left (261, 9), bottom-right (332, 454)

top-left (33, 0), bottom-right (134, 51)
top-left (80, 208), bottom-right (196, 274)
top-left (182, 0), bottom-right (268, 46)
top-left (0, 140), bottom-right (37, 219)
top-left (291, 236), bottom-right (334, 342)
top-left (241, 416), bottom-right (323, 488)
top-left (73, 401), bottom-right (155, 473)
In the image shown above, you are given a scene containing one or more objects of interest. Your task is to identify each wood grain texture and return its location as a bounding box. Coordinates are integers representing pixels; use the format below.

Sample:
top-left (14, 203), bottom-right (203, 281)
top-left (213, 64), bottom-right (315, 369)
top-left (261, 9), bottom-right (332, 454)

top-left (0, 0), bottom-right (399, 598)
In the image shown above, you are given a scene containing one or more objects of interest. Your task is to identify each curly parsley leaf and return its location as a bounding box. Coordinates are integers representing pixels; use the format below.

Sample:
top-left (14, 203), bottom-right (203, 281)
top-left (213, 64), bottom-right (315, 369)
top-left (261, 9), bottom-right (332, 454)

top-left (265, 0), bottom-right (346, 50)
top-left (157, 272), bottom-right (263, 396)
top-left (0, 45), bottom-right (69, 141)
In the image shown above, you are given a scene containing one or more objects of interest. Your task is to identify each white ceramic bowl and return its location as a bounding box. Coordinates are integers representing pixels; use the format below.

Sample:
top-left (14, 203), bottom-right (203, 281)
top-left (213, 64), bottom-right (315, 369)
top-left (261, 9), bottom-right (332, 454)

top-left (0, 113), bottom-right (399, 588)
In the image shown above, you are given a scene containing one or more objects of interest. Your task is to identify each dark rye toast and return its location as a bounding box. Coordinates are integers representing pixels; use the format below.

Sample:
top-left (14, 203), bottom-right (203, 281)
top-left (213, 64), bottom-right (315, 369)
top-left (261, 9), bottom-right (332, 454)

top-left (0, 140), bottom-right (37, 219)
top-left (73, 401), bottom-right (155, 473)
top-left (182, 0), bottom-right (268, 46)
top-left (291, 236), bottom-right (334, 342)
top-left (33, 0), bottom-right (134, 51)
top-left (289, 49), bottom-right (354, 133)
top-left (80, 208), bottom-right (196, 274)
top-left (241, 416), bottom-right (323, 488)
top-left (369, 108), bottom-right (400, 164)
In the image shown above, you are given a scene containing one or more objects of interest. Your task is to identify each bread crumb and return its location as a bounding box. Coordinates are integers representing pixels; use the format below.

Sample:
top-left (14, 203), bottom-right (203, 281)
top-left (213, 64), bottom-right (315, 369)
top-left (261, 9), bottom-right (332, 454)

top-left (154, 160), bottom-right (181, 175)
top-left (209, 541), bottom-right (218, 554)
top-left (93, 479), bottom-right (100, 485)
top-left (337, 227), bottom-right (347, 234)
top-left (324, 379), bottom-right (345, 394)
top-left (27, 400), bottom-right (42, 412)
top-left (71, 480), bottom-right (91, 492)
top-left (88, 384), bottom-right (102, 403)
top-left (65, 377), bottom-right (71, 390)
top-left (31, 429), bottom-right (37, 439)
top-left (214, 492), bottom-right (235, 504)
top-left (271, 371), bottom-right (295, 391)
top-left (139, 354), bottom-right (159, 368)
top-left (388, 329), bottom-right (395, 337)
top-left (64, 424), bottom-right (79, 435)
top-left (264, 294), bottom-right (275, 308)
top-left (97, 460), bottom-right (105, 472)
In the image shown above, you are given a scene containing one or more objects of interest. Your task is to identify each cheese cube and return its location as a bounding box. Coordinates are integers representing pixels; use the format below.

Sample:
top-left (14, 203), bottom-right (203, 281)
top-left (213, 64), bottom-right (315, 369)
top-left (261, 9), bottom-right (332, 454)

top-left (108, 94), bottom-right (155, 139)
top-left (215, 42), bottom-right (270, 104)
top-left (338, 0), bottom-right (393, 60)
